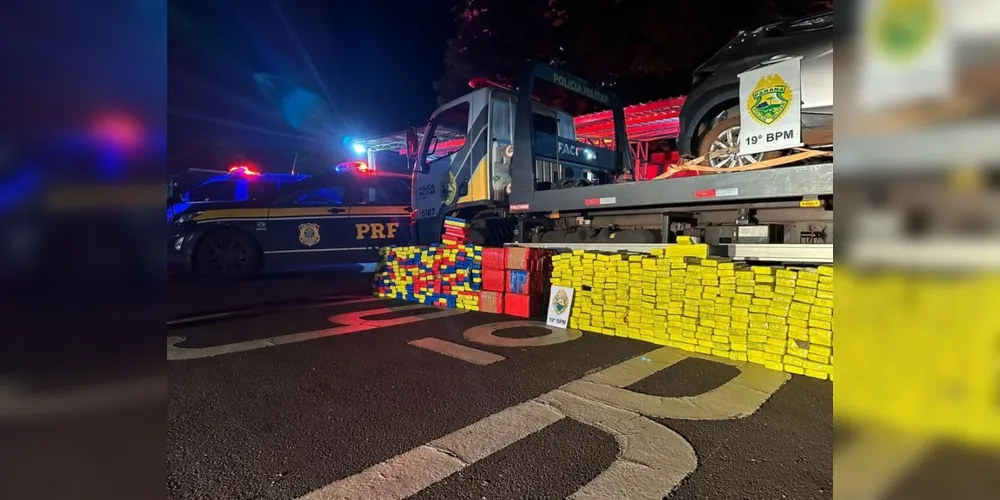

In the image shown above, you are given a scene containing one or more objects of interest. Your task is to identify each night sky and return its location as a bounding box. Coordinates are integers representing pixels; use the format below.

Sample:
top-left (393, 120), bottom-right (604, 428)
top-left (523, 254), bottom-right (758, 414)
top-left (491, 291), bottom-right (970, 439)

top-left (167, 0), bottom-right (823, 175)
top-left (168, 0), bottom-right (456, 173)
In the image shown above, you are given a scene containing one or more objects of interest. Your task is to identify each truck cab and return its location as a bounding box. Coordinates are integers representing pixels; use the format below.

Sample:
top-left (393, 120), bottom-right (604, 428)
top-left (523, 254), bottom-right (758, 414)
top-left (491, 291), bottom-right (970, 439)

top-left (410, 65), bottom-right (629, 246)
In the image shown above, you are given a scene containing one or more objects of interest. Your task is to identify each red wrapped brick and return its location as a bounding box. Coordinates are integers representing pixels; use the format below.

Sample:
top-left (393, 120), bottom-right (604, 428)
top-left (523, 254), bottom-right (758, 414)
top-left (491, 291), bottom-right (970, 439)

top-left (504, 247), bottom-right (550, 271)
top-left (482, 247), bottom-right (506, 270)
top-left (482, 269), bottom-right (506, 292)
top-left (506, 269), bottom-right (546, 295)
top-left (478, 291), bottom-right (504, 313)
top-left (504, 292), bottom-right (543, 318)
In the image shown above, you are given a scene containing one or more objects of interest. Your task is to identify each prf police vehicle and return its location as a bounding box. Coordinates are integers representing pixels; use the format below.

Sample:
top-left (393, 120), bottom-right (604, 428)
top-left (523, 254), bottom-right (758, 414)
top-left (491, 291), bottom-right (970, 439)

top-left (169, 162), bottom-right (412, 279)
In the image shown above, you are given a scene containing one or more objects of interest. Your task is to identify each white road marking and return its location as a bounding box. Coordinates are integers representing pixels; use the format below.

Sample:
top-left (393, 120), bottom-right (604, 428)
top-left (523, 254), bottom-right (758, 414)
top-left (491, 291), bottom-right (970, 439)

top-left (408, 338), bottom-right (506, 365)
top-left (167, 303), bottom-right (467, 360)
top-left (299, 387), bottom-right (696, 500)
top-left (298, 342), bottom-right (790, 499)
top-left (463, 320), bottom-right (583, 348)
top-left (563, 346), bottom-right (789, 420)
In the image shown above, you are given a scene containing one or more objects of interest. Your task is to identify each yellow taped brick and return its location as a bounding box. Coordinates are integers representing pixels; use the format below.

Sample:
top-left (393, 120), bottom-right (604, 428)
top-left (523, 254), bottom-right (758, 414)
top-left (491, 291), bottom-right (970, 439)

top-left (817, 265), bottom-right (833, 276)
top-left (766, 337), bottom-right (786, 348)
top-left (766, 325), bottom-right (788, 337)
top-left (762, 352), bottom-right (783, 363)
top-left (764, 361), bottom-right (784, 371)
top-left (785, 365), bottom-right (805, 375)
top-left (783, 355), bottom-right (805, 367)
top-left (694, 345), bottom-right (712, 355)
top-left (810, 344), bottom-right (832, 357)
top-left (808, 318), bottom-right (832, 330)
top-left (813, 297), bottom-right (834, 308)
top-left (797, 279), bottom-right (818, 289)
top-left (804, 369), bottom-right (828, 380)
top-left (797, 269), bottom-right (819, 281)
top-left (729, 352), bottom-right (748, 362)
top-left (788, 326), bottom-right (809, 341)
top-left (763, 344), bottom-right (785, 354)
top-left (809, 329), bottom-right (832, 346)
top-left (807, 352), bottom-right (830, 364)
top-left (790, 302), bottom-right (811, 313)
top-left (775, 269), bottom-right (797, 280)
top-left (792, 294), bottom-right (816, 306)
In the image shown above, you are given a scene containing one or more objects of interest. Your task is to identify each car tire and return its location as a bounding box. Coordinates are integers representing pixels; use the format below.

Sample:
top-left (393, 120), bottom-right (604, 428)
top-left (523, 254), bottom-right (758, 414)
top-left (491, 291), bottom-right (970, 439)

top-left (698, 117), bottom-right (781, 168)
top-left (195, 229), bottom-right (262, 280)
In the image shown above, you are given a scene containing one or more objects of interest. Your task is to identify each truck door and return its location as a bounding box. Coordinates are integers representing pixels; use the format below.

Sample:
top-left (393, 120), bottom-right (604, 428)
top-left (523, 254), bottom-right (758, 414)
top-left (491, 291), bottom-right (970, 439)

top-left (412, 98), bottom-right (472, 221)
top-left (262, 176), bottom-right (355, 269)
top-left (348, 177), bottom-right (413, 262)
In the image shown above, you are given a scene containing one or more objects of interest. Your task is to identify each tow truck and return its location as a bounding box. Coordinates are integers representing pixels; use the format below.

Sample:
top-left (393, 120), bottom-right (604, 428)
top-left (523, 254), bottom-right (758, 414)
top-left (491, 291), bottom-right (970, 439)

top-left (404, 62), bottom-right (832, 263)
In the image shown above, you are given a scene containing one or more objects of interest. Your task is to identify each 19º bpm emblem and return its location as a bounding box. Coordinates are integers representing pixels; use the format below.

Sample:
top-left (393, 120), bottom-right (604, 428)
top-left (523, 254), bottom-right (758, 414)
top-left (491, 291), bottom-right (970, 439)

top-left (747, 73), bottom-right (793, 126)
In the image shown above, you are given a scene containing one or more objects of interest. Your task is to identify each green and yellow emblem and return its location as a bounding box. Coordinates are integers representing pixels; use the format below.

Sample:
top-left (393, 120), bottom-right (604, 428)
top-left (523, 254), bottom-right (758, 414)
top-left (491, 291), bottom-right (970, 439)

top-left (746, 73), bottom-right (794, 126)
top-left (870, 0), bottom-right (938, 61)
top-left (442, 170), bottom-right (458, 205)
top-left (553, 289), bottom-right (570, 315)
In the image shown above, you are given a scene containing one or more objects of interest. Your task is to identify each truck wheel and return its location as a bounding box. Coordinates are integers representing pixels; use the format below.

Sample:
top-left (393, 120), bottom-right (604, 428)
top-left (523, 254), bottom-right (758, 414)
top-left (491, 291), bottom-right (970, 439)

top-left (195, 229), bottom-right (261, 280)
top-left (699, 117), bottom-right (781, 168)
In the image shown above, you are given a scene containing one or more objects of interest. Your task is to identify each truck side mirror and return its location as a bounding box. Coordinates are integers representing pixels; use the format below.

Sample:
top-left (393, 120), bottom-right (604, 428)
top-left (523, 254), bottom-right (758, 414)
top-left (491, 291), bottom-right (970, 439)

top-left (405, 127), bottom-right (418, 160)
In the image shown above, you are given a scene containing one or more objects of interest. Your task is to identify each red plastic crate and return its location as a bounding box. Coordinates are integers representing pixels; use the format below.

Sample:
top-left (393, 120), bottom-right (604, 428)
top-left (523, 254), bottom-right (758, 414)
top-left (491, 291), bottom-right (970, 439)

top-left (504, 292), bottom-right (543, 318)
top-left (506, 270), bottom-right (546, 295)
top-left (482, 269), bottom-right (507, 292)
top-left (482, 247), bottom-right (506, 270)
top-left (479, 291), bottom-right (504, 313)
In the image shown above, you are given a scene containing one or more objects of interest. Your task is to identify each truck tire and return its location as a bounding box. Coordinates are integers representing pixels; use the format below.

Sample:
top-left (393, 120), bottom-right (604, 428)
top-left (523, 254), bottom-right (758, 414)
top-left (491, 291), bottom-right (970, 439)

top-left (699, 117), bottom-right (781, 168)
top-left (195, 229), bottom-right (261, 280)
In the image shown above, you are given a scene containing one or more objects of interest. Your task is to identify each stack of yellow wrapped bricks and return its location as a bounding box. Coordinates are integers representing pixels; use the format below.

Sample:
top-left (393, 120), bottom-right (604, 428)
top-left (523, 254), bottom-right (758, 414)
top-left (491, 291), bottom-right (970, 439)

top-left (551, 243), bottom-right (833, 380)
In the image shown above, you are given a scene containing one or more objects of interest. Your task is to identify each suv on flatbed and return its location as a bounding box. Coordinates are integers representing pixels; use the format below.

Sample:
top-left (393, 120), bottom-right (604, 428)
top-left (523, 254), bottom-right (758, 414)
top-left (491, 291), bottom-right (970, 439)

top-left (677, 10), bottom-right (833, 168)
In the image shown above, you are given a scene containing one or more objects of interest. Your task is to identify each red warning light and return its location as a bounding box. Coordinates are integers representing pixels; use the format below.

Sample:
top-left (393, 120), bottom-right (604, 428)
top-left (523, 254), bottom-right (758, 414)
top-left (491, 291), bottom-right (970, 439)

top-left (335, 161), bottom-right (373, 174)
top-left (228, 165), bottom-right (260, 176)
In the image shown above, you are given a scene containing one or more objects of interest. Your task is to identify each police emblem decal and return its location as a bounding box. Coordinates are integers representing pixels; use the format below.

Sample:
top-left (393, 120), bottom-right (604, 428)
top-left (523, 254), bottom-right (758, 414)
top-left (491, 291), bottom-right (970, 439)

top-left (746, 73), bottom-right (793, 126)
top-left (298, 223), bottom-right (321, 247)
top-left (442, 171), bottom-right (458, 205)
top-left (553, 289), bottom-right (570, 315)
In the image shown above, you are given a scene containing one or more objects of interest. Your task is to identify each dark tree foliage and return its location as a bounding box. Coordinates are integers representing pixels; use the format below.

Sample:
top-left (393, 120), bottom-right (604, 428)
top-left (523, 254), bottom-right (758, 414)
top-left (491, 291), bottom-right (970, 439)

top-left (436, 0), bottom-right (833, 106)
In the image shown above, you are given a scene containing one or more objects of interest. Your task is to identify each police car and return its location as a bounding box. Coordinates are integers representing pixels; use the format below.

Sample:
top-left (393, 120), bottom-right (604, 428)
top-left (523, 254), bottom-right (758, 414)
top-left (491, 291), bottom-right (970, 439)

top-left (167, 166), bottom-right (308, 223)
top-left (168, 162), bottom-right (413, 279)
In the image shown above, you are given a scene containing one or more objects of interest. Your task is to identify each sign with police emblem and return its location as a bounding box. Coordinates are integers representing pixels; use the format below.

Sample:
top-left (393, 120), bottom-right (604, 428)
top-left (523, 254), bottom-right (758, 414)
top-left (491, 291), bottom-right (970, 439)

top-left (738, 57), bottom-right (803, 156)
top-left (546, 285), bottom-right (575, 329)
top-left (298, 223), bottom-right (321, 247)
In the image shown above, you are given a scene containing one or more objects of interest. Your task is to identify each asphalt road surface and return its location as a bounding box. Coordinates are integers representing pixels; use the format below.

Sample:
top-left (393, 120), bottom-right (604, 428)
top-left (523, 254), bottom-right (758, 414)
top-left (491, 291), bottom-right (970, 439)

top-left (168, 274), bottom-right (833, 499)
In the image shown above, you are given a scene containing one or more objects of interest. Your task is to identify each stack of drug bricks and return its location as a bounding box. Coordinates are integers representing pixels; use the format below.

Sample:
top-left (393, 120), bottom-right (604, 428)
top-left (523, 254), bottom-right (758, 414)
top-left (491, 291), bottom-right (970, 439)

top-left (479, 247), bottom-right (552, 318)
top-left (550, 242), bottom-right (833, 379)
top-left (441, 216), bottom-right (472, 246)
top-left (373, 243), bottom-right (483, 310)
